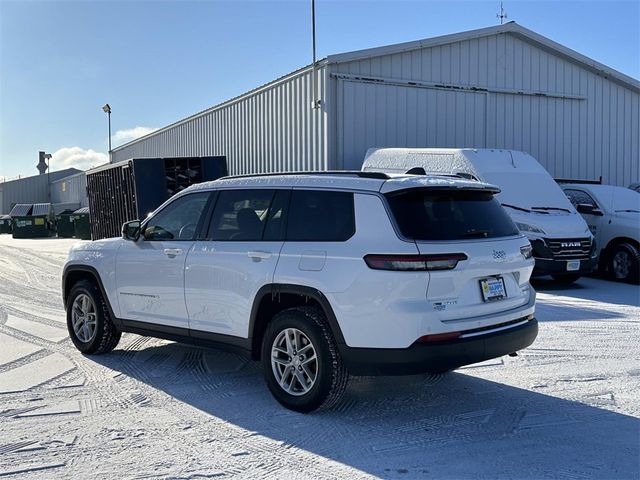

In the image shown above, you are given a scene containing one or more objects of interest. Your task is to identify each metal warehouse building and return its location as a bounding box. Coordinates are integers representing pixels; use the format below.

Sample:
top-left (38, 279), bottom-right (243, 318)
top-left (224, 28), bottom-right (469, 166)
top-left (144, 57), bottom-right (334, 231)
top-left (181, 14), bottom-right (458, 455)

top-left (0, 168), bottom-right (83, 215)
top-left (111, 22), bottom-right (640, 186)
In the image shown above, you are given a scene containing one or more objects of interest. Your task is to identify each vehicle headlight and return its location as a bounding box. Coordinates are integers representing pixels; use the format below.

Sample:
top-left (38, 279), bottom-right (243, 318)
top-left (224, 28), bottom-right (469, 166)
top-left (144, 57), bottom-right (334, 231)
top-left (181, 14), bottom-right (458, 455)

top-left (515, 222), bottom-right (546, 235)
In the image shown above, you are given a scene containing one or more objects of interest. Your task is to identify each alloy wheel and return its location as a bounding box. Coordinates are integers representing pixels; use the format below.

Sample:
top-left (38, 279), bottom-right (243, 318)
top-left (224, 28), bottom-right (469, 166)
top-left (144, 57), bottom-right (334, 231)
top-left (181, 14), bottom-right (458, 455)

top-left (271, 328), bottom-right (318, 396)
top-left (72, 293), bottom-right (97, 343)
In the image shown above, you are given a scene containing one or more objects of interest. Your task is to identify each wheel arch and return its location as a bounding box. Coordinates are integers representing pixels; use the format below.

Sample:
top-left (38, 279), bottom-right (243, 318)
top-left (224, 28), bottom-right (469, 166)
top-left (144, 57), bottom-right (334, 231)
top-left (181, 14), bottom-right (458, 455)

top-left (62, 265), bottom-right (120, 326)
top-left (602, 236), bottom-right (640, 264)
top-left (248, 284), bottom-right (346, 361)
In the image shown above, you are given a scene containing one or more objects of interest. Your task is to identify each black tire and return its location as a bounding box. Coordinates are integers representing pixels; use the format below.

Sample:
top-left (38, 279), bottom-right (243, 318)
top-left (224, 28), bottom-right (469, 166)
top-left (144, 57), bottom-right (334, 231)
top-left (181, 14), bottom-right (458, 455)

top-left (551, 274), bottom-right (581, 284)
top-left (609, 243), bottom-right (640, 284)
top-left (66, 279), bottom-right (121, 354)
top-left (261, 306), bottom-right (348, 413)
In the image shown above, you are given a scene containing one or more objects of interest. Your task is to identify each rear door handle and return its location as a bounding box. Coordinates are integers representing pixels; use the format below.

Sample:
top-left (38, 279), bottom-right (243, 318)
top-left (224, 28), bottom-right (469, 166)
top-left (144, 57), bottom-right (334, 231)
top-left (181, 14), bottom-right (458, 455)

top-left (248, 250), bottom-right (272, 261)
top-left (164, 248), bottom-right (183, 257)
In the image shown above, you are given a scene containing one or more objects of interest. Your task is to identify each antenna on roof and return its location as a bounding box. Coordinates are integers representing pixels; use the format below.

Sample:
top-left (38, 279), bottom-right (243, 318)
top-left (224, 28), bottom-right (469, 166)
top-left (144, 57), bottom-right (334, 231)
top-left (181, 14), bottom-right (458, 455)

top-left (496, 2), bottom-right (507, 24)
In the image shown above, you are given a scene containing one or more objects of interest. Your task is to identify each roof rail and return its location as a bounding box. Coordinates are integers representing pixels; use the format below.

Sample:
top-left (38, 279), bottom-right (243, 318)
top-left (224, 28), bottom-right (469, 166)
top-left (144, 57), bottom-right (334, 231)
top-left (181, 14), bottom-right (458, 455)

top-left (555, 176), bottom-right (602, 185)
top-left (220, 170), bottom-right (391, 181)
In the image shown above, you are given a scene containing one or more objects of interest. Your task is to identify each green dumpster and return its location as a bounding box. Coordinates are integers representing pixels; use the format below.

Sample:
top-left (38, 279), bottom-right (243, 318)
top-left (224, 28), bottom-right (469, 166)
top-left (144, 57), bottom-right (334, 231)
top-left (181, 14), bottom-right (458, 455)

top-left (11, 203), bottom-right (56, 239)
top-left (73, 207), bottom-right (91, 240)
top-left (0, 215), bottom-right (12, 234)
top-left (56, 209), bottom-right (76, 238)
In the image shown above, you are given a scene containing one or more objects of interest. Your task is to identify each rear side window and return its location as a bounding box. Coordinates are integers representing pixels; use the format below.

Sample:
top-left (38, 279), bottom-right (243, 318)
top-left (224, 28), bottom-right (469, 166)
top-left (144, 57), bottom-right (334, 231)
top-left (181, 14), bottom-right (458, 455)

top-left (386, 189), bottom-right (519, 241)
top-left (207, 189), bottom-right (275, 241)
top-left (287, 190), bottom-right (355, 241)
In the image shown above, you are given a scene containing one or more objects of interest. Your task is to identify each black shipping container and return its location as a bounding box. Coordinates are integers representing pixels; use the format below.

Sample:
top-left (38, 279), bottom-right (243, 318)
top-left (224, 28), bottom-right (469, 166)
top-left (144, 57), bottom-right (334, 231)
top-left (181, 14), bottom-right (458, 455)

top-left (86, 156), bottom-right (227, 240)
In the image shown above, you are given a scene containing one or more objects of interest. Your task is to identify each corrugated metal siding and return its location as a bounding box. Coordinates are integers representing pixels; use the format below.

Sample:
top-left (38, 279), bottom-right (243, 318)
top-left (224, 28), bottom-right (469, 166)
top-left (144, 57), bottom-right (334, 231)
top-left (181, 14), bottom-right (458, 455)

top-left (336, 79), bottom-right (487, 169)
top-left (0, 169), bottom-right (83, 215)
top-left (111, 66), bottom-right (329, 175)
top-left (51, 173), bottom-right (88, 208)
top-left (0, 176), bottom-right (48, 215)
top-left (332, 32), bottom-right (640, 186)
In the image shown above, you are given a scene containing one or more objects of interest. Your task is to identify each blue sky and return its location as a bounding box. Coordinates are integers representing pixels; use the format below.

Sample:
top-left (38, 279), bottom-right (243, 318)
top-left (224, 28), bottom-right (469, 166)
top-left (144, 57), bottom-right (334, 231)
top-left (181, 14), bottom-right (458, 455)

top-left (1, 0), bottom-right (638, 179)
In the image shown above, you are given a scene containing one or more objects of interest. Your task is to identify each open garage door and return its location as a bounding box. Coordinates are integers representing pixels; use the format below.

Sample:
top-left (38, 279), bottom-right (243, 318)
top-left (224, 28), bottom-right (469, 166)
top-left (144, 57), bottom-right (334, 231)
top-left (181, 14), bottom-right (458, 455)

top-left (336, 79), bottom-right (487, 169)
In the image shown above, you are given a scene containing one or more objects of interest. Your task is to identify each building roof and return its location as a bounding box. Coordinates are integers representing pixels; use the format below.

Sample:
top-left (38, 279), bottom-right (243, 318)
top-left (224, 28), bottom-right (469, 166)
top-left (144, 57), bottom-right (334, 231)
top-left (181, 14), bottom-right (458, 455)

top-left (1, 168), bottom-right (83, 186)
top-left (328, 22), bottom-right (640, 93)
top-left (111, 22), bottom-right (639, 154)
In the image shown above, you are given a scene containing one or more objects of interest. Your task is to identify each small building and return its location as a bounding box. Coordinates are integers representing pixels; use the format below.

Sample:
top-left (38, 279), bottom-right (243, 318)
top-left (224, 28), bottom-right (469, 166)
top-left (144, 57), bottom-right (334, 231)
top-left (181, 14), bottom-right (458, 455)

top-left (110, 22), bottom-right (639, 186)
top-left (50, 172), bottom-right (88, 210)
top-left (0, 168), bottom-right (82, 215)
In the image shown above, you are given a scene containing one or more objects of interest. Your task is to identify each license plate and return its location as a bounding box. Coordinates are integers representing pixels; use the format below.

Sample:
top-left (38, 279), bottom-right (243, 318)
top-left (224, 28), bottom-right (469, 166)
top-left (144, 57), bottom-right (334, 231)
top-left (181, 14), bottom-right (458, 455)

top-left (567, 260), bottom-right (580, 271)
top-left (480, 277), bottom-right (507, 302)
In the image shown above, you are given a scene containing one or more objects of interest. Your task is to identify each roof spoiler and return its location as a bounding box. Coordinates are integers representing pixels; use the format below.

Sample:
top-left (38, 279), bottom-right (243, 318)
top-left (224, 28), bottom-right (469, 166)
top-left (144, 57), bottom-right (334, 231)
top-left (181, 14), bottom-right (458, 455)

top-left (404, 168), bottom-right (479, 181)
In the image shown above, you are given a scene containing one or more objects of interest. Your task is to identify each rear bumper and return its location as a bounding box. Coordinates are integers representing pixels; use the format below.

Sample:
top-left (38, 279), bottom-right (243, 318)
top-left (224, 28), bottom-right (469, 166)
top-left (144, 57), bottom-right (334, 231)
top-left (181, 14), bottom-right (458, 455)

top-left (339, 318), bottom-right (538, 376)
top-left (532, 256), bottom-right (597, 276)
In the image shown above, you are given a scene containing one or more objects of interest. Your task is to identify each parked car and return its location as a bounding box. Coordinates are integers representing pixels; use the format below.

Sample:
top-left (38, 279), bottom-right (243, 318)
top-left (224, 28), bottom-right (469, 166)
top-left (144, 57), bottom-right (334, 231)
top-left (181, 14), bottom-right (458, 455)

top-left (561, 184), bottom-right (639, 283)
top-left (362, 148), bottom-right (597, 284)
top-left (62, 172), bottom-right (538, 412)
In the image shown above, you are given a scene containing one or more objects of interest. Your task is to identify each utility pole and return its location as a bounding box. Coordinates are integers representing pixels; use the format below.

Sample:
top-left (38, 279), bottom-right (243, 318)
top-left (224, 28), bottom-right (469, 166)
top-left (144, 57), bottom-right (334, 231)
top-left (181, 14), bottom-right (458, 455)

top-left (496, 2), bottom-right (507, 24)
top-left (311, 0), bottom-right (320, 109)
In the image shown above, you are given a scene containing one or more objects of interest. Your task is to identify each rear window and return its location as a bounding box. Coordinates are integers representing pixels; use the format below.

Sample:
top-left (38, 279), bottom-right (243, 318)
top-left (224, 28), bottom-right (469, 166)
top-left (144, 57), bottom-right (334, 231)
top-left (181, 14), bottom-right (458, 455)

top-left (385, 189), bottom-right (519, 241)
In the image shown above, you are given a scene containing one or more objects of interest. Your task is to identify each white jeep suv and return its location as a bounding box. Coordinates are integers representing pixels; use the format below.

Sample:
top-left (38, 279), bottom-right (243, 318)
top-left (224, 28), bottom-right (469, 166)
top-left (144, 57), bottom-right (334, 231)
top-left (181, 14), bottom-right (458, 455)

top-left (62, 172), bottom-right (538, 412)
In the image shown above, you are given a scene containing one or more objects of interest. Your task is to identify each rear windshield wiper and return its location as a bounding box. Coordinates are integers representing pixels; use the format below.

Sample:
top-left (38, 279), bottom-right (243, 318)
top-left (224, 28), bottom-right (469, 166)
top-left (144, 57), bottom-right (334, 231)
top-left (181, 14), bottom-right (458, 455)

top-left (615, 209), bottom-right (640, 213)
top-left (461, 230), bottom-right (490, 238)
top-left (501, 203), bottom-right (530, 213)
top-left (531, 206), bottom-right (571, 213)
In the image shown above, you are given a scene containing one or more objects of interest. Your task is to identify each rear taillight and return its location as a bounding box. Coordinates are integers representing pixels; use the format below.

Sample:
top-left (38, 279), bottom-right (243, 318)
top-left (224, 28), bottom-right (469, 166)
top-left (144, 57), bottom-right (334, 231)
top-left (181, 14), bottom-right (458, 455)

top-left (520, 244), bottom-right (533, 259)
top-left (363, 253), bottom-right (467, 271)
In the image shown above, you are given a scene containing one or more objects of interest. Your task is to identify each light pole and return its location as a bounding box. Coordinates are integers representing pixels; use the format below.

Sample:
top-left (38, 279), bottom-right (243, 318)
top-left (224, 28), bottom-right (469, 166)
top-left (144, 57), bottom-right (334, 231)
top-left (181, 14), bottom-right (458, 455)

top-left (102, 103), bottom-right (112, 160)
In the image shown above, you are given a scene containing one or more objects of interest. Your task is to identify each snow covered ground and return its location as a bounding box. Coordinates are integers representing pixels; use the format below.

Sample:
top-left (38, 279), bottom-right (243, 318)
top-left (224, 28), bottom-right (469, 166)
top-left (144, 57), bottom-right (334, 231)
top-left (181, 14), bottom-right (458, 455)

top-left (0, 236), bottom-right (638, 479)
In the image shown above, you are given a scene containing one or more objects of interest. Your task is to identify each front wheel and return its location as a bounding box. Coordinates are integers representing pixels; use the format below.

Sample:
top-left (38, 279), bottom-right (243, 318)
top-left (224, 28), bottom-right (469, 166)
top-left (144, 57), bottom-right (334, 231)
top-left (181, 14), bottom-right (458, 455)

top-left (551, 274), bottom-right (581, 284)
top-left (261, 306), bottom-right (348, 413)
top-left (609, 243), bottom-right (640, 284)
top-left (66, 280), bottom-right (121, 354)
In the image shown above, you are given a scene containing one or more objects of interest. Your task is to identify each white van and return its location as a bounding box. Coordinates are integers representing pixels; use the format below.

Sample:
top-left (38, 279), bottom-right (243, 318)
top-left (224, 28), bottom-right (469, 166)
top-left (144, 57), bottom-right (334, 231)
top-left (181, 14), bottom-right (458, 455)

top-left (362, 148), bottom-right (597, 283)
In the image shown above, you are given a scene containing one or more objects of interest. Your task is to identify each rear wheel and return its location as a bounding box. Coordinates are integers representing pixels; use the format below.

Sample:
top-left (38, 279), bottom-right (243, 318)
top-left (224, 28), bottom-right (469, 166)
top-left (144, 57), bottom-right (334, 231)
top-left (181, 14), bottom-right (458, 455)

top-left (261, 306), bottom-right (348, 413)
top-left (66, 280), bottom-right (121, 354)
top-left (551, 274), bottom-right (580, 284)
top-left (609, 243), bottom-right (640, 284)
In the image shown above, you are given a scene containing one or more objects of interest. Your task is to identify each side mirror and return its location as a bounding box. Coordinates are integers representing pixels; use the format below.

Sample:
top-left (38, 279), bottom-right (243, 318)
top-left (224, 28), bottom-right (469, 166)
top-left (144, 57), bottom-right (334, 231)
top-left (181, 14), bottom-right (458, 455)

top-left (576, 204), bottom-right (603, 216)
top-left (122, 220), bottom-right (141, 241)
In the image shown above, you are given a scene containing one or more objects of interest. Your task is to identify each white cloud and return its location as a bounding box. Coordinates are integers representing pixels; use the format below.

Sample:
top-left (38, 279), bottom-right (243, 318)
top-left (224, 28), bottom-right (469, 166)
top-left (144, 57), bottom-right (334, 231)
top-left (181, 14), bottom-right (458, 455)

top-left (112, 126), bottom-right (158, 145)
top-left (50, 147), bottom-right (109, 172)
